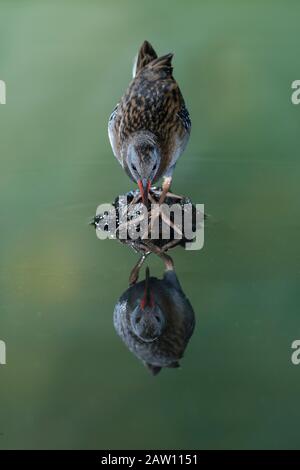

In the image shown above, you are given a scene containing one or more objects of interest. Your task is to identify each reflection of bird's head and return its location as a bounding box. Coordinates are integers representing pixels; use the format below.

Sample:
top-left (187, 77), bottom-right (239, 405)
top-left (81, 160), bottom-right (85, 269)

top-left (127, 133), bottom-right (161, 204)
top-left (130, 267), bottom-right (165, 341)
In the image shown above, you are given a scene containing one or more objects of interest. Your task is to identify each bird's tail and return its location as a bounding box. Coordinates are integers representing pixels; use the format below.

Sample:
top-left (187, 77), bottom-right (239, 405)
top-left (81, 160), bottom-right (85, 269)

top-left (146, 53), bottom-right (173, 77)
top-left (132, 40), bottom-right (157, 77)
top-left (145, 362), bottom-right (162, 376)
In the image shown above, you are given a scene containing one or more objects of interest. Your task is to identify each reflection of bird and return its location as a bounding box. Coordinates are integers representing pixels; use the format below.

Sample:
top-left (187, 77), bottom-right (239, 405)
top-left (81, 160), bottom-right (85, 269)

top-left (113, 266), bottom-right (195, 375)
top-left (108, 40), bottom-right (191, 204)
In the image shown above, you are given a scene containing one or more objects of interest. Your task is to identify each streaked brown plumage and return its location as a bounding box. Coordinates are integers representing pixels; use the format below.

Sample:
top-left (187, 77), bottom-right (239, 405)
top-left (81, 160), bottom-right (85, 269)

top-left (108, 40), bottom-right (191, 203)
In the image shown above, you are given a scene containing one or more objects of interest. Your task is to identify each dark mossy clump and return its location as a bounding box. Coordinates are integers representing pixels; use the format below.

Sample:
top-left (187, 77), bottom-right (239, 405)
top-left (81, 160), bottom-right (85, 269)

top-left (91, 187), bottom-right (204, 254)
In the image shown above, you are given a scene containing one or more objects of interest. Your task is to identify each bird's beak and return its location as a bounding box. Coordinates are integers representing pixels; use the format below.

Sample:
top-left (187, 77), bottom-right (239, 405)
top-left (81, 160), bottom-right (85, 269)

top-left (138, 178), bottom-right (151, 205)
top-left (140, 267), bottom-right (153, 309)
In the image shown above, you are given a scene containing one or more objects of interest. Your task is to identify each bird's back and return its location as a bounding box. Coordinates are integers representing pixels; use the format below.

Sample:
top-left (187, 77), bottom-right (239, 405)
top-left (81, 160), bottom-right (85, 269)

top-left (108, 41), bottom-right (191, 178)
top-left (120, 54), bottom-right (184, 137)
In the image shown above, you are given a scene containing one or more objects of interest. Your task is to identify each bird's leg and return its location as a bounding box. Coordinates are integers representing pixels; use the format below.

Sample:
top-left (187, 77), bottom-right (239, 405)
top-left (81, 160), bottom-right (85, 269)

top-left (158, 176), bottom-right (172, 205)
top-left (148, 191), bottom-right (183, 240)
top-left (129, 253), bottom-right (149, 285)
top-left (164, 192), bottom-right (183, 199)
top-left (148, 192), bottom-right (160, 238)
top-left (160, 239), bottom-right (181, 252)
top-left (161, 251), bottom-right (174, 271)
top-left (143, 241), bottom-right (174, 271)
top-left (160, 210), bottom-right (183, 238)
top-left (128, 192), bottom-right (142, 207)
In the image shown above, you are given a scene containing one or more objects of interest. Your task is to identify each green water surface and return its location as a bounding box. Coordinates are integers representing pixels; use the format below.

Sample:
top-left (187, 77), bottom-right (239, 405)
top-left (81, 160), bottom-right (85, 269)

top-left (0, 0), bottom-right (299, 450)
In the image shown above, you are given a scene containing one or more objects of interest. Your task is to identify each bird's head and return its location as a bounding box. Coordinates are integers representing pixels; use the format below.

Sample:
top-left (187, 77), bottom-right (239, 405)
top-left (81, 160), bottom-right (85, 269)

top-left (127, 136), bottom-right (161, 204)
top-left (130, 268), bottom-right (165, 342)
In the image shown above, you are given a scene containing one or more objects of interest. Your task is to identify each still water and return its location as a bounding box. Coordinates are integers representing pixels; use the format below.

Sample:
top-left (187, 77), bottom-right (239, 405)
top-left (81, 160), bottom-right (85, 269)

top-left (0, 0), bottom-right (299, 449)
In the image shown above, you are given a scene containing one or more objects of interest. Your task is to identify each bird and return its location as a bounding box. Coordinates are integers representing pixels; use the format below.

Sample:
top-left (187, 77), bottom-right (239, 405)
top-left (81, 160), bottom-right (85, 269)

top-left (113, 265), bottom-right (195, 375)
top-left (108, 40), bottom-right (191, 205)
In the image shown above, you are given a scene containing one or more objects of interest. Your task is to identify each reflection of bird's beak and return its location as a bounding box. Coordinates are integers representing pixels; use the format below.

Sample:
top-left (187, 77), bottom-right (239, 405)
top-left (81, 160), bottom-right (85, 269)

top-left (141, 267), bottom-right (153, 309)
top-left (138, 178), bottom-right (150, 205)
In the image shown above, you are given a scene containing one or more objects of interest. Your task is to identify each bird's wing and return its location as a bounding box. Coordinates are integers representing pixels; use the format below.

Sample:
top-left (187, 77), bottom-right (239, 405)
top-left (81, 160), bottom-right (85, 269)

top-left (165, 104), bottom-right (191, 175)
top-left (163, 270), bottom-right (183, 293)
top-left (108, 103), bottom-right (122, 163)
top-left (144, 362), bottom-right (162, 375)
top-left (177, 105), bottom-right (192, 135)
top-left (113, 299), bottom-right (128, 339)
top-left (163, 270), bottom-right (195, 341)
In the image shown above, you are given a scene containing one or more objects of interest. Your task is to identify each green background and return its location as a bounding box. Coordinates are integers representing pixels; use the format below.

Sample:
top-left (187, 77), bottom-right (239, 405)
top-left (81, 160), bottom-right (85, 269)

top-left (0, 0), bottom-right (299, 449)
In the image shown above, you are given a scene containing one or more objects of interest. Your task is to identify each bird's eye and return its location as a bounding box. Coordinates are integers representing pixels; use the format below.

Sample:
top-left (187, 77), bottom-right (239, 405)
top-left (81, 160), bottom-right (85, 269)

top-left (153, 163), bottom-right (157, 171)
top-left (132, 164), bottom-right (137, 171)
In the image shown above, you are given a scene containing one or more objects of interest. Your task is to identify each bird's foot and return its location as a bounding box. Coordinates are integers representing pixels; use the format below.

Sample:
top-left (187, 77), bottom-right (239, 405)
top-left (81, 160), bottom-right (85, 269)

top-left (164, 191), bottom-right (184, 200)
top-left (143, 241), bottom-right (174, 271)
top-left (129, 192), bottom-right (142, 206)
top-left (148, 192), bottom-right (183, 241)
top-left (158, 176), bottom-right (172, 205)
top-left (129, 253), bottom-right (149, 285)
